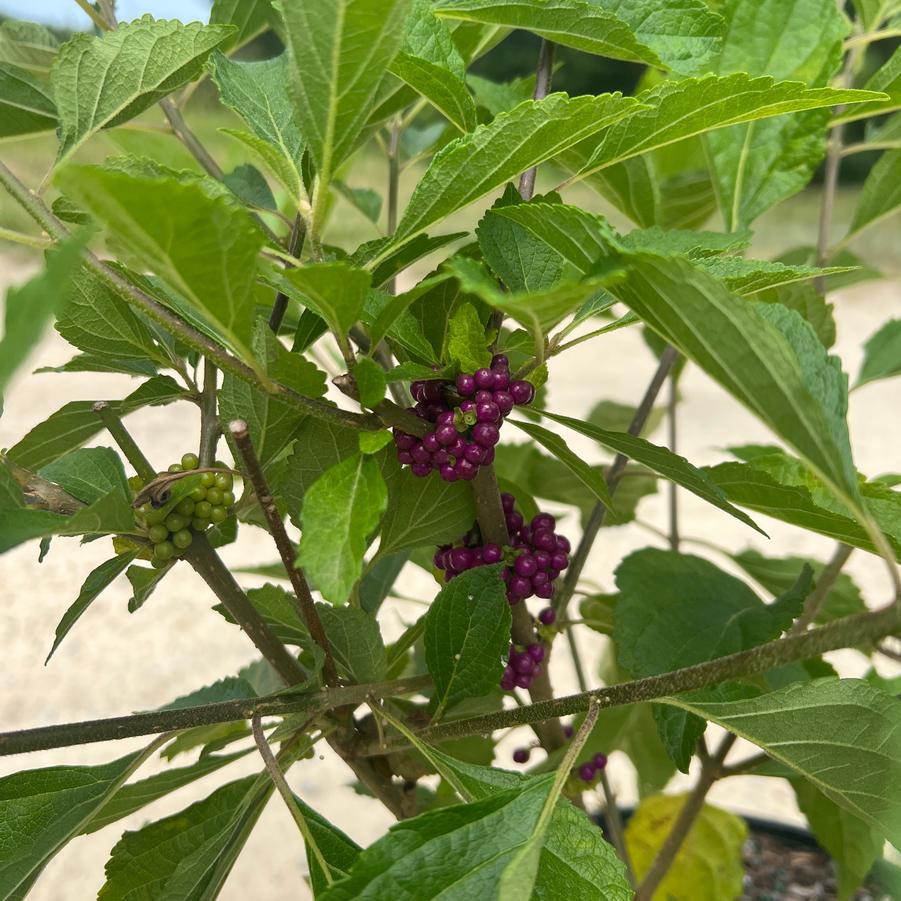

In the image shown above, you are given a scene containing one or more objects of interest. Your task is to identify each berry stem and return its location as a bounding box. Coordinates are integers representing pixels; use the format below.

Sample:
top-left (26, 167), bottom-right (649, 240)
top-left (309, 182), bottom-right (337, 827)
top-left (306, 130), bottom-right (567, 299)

top-left (198, 358), bottom-right (220, 468)
top-left (92, 401), bottom-right (156, 483)
top-left (229, 419), bottom-right (340, 686)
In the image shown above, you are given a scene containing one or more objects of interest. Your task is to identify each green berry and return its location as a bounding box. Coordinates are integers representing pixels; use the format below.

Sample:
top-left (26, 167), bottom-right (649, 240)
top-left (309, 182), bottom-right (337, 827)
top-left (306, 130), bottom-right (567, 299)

top-left (221, 490), bottom-right (236, 508)
top-left (168, 463), bottom-right (184, 473)
top-left (191, 517), bottom-right (210, 532)
top-left (145, 506), bottom-right (167, 526)
top-left (206, 488), bottom-right (224, 506)
top-left (176, 498), bottom-right (195, 517)
top-left (199, 472), bottom-right (216, 488)
top-left (172, 529), bottom-right (193, 549)
top-left (214, 459), bottom-right (229, 470)
top-left (210, 505), bottom-right (227, 524)
top-left (215, 472), bottom-right (233, 491)
top-left (153, 540), bottom-right (175, 561)
top-left (148, 524), bottom-right (169, 543)
top-left (128, 475), bottom-right (144, 492)
top-left (151, 557), bottom-right (169, 570)
top-left (194, 500), bottom-right (212, 519)
top-left (181, 453), bottom-right (199, 470)
top-left (164, 513), bottom-right (188, 532)
top-left (189, 486), bottom-right (207, 502)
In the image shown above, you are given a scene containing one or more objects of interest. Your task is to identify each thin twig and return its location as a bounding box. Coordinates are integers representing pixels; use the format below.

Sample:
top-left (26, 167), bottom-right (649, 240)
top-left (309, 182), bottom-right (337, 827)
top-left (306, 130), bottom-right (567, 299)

top-left (518, 40), bottom-right (556, 201)
top-left (876, 641), bottom-right (901, 663)
top-left (668, 370), bottom-right (679, 552)
top-left (598, 768), bottom-right (635, 888)
top-left (268, 213), bottom-right (306, 334)
top-left (789, 543), bottom-right (854, 634)
top-left (229, 420), bottom-right (339, 686)
top-left (566, 628), bottom-right (589, 693)
top-left (198, 358), bottom-right (220, 468)
top-left (554, 346), bottom-right (678, 617)
top-left (73, 0), bottom-right (109, 31)
top-left (721, 751), bottom-right (770, 778)
top-left (93, 402), bottom-right (156, 482)
top-left (634, 734), bottom-right (737, 900)
top-left (159, 97), bottom-right (224, 181)
top-left (251, 712), bottom-right (334, 884)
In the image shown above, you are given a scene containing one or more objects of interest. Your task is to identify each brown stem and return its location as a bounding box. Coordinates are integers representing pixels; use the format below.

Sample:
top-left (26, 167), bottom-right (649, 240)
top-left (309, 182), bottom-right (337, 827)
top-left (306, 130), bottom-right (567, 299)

top-left (159, 97), bottom-right (225, 181)
top-left (198, 358), bottom-right (220, 468)
top-left (184, 534), bottom-right (308, 686)
top-left (634, 734), bottom-right (736, 901)
top-left (789, 543), bottom-right (854, 634)
top-left (667, 370), bottom-right (679, 552)
top-left (553, 345), bottom-right (678, 616)
top-left (269, 213), bottom-right (306, 334)
top-left (518, 40), bottom-right (556, 201)
top-left (876, 641), bottom-right (901, 663)
top-left (93, 401), bottom-right (156, 482)
top-left (229, 420), bottom-right (339, 686)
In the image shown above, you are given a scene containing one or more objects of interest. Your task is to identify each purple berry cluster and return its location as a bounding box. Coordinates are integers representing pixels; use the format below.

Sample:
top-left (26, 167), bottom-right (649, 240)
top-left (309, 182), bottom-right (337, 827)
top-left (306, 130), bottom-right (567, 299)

top-left (577, 753), bottom-right (609, 783)
top-left (392, 355), bottom-right (535, 482)
top-left (501, 640), bottom-right (546, 691)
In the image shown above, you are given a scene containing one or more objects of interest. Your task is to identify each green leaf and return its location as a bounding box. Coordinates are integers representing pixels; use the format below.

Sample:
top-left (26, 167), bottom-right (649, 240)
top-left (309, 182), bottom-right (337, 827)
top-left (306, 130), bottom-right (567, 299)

top-left (699, 256), bottom-right (852, 296)
top-left (280, 0), bottom-right (412, 183)
top-left (317, 603), bottom-right (387, 683)
top-left (354, 231), bottom-right (469, 289)
top-left (385, 92), bottom-right (641, 253)
top-left (378, 460), bottom-right (477, 557)
top-left (52, 16), bottom-right (233, 164)
top-left (445, 300), bottom-right (491, 371)
top-left (659, 678), bottom-right (901, 844)
top-left (613, 253), bottom-right (859, 505)
top-left (294, 795), bottom-right (362, 894)
top-left (354, 356), bottom-right (388, 409)
top-left (846, 149), bottom-right (901, 243)
top-left (46, 550), bottom-right (138, 663)
top-left (284, 263), bottom-right (371, 351)
top-left (0, 62), bottom-right (57, 138)
top-left (56, 166), bottom-right (264, 369)
top-left (360, 552), bottom-right (408, 613)
top-left (208, 50), bottom-right (305, 203)
top-left (706, 449), bottom-right (901, 560)
top-left (731, 549), bottom-right (867, 624)
top-left (223, 163), bottom-right (277, 210)
top-left (0, 743), bottom-right (161, 898)
top-left (6, 375), bottom-right (187, 471)
top-left (436, 0), bottom-right (724, 74)
top-left (625, 795), bottom-right (748, 901)
top-left (298, 453), bottom-right (388, 604)
top-left (570, 74), bottom-right (885, 183)
top-left (55, 267), bottom-right (170, 368)
top-left (126, 562), bottom-right (173, 613)
top-left (508, 419), bottom-right (615, 511)
top-left (39, 447), bottom-right (128, 505)
top-left (857, 318), bottom-right (901, 387)
top-left (535, 409), bottom-right (763, 534)
top-left (793, 779), bottom-right (884, 901)
top-left (0, 235), bottom-right (87, 398)
top-left (753, 281), bottom-right (836, 348)
top-left (614, 548), bottom-right (801, 770)
top-left (335, 182), bottom-right (383, 224)
top-left (218, 584), bottom-right (314, 652)
top-left (424, 565), bottom-right (511, 716)
top-left (0, 20), bottom-right (59, 77)
top-left (851, 0), bottom-right (901, 29)
top-left (210, 0), bottom-right (274, 49)
top-left (837, 45), bottom-right (901, 125)
top-left (98, 775), bottom-right (271, 899)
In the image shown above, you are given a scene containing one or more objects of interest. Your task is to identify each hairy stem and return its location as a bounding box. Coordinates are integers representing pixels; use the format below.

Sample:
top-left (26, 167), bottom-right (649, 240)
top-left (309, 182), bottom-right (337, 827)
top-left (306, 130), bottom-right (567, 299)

top-left (634, 734), bottom-right (736, 900)
top-left (229, 420), bottom-right (339, 685)
top-left (198, 358), bottom-right (220, 467)
top-left (554, 346), bottom-right (679, 616)
top-left (790, 543), bottom-right (854, 634)
top-left (93, 401), bottom-right (156, 482)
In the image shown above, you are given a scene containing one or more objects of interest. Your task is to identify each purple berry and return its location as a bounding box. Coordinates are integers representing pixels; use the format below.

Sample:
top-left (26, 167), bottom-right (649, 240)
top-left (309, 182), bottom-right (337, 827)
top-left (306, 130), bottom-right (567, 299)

top-left (433, 548), bottom-right (448, 569)
top-left (506, 587), bottom-right (524, 605)
top-left (411, 462), bottom-right (432, 477)
top-left (514, 672), bottom-right (533, 689)
top-left (514, 554), bottom-right (538, 577)
top-left (491, 353), bottom-right (509, 370)
top-left (474, 368), bottom-right (494, 389)
top-left (511, 652), bottom-right (535, 675)
top-left (492, 371), bottom-right (510, 391)
top-left (435, 423), bottom-right (458, 446)
top-left (476, 401), bottom-right (501, 423)
top-left (422, 433), bottom-right (441, 453)
top-left (538, 607), bottom-right (557, 626)
top-left (483, 446), bottom-right (495, 465)
top-left (439, 464), bottom-right (458, 482)
top-left (532, 529), bottom-right (557, 552)
top-left (593, 753), bottom-right (608, 771)
top-left (455, 458), bottom-right (478, 481)
top-left (433, 449), bottom-right (450, 466)
top-left (472, 423), bottom-right (500, 448)
top-left (493, 390), bottom-right (515, 416)
top-left (501, 667), bottom-right (516, 691)
top-left (551, 552), bottom-right (569, 571)
top-left (422, 381), bottom-right (444, 403)
top-left (532, 571), bottom-right (549, 588)
top-left (502, 568), bottom-right (512, 583)
top-left (556, 535), bottom-right (571, 553)
top-left (512, 747), bottom-right (530, 764)
top-left (410, 381), bottom-right (426, 401)
top-left (411, 443), bottom-right (432, 465)
top-left (578, 762), bottom-right (596, 782)
top-left (464, 443), bottom-right (486, 464)
top-left (547, 568), bottom-right (561, 582)
top-left (564, 724), bottom-right (574, 739)
top-left (532, 513), bottom-right (556, 532)
top-left (449, 437), bottom-right (467, 458)
top-left (436, 409), bottom-right (455, 425)
top-left (535, 581), bottom-right (554, 599)
top-left (534, 550), bottom-right (552, 568)
top-left (506, 511), bottom-right (524, 532)
top-left (510, 380), bottom-right (535, 406)
top-left (474, 389), bottom-right (493, 404)
top-left (449, 547), bottom-right (474, 571)
top-left (395, 432), bottom-right (417, 451)
top-left (483, 543), bottom-right (503, 564)
top-left (509, 575), bottom-right (533, 599)
top-left (456, 373), bottom-right (476, 396)
top-left (501, 493), bottom-right (516, 512)
top-left (527, 643), bottom-right (545, 662)
top-left (397, 451), bottom-right (413, 465)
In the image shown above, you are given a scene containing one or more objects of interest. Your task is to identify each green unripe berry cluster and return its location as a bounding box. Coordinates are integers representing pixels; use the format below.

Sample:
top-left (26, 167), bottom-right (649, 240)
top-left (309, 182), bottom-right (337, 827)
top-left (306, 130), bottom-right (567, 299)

top-left (129, 454), bottom-right (236, 566)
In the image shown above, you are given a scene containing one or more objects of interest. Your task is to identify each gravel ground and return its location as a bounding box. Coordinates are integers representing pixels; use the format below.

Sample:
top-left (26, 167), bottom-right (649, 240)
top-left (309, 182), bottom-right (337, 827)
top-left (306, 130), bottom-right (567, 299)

top-left (1, 253), bottom-right (898, 899)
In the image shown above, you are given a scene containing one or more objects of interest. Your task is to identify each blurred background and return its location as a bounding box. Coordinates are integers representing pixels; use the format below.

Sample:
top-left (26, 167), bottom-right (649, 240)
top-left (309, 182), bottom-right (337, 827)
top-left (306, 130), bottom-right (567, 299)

top-left (0, 2), bottom-right (899, 899)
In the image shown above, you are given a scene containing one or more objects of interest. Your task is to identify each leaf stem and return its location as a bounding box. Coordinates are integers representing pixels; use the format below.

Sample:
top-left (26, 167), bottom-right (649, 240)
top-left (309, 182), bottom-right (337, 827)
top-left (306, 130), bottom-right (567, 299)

top-left (93, 401), bottom-right (156, 482)
top-left (553, 345), bottom-right (678, 617)
top-left (633, 734), bottom-right (736, 901)
top-left (0, 226), bottom-right (53, 250)
top-left (228, 419), bottom-right (339, 685)
top-left (198, 358), bottom-right (220, 467)
top-left (72, 0), bottom-right (110, 31)
top-left (251, 711), bottom-right (334, 884)
top-left (789, 543), bottom-right (854, 634)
